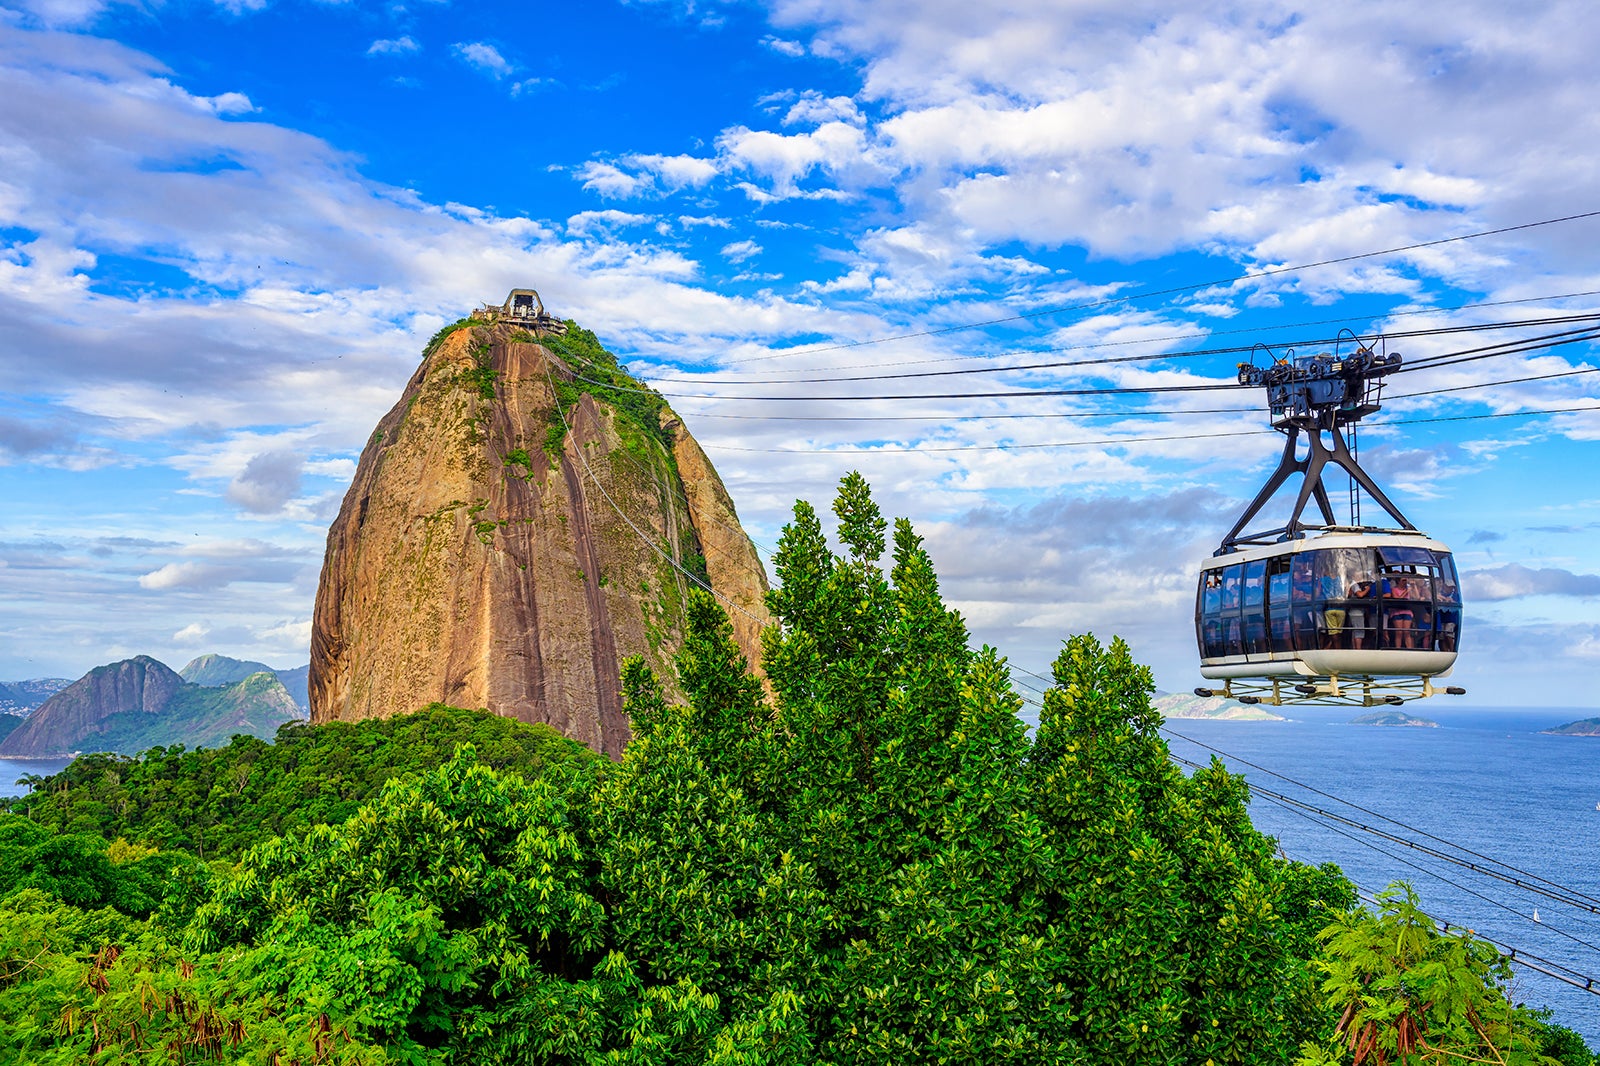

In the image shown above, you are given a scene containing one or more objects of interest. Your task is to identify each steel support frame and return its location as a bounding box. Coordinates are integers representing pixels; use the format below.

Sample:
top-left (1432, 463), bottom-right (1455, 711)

top-left (1218, 416), bottom-right (1415, 552)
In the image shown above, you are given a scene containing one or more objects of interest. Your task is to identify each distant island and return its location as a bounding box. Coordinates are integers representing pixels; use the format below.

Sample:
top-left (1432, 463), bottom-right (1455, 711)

top-left (1541, 717), bottom-right (1600, 736)
top-left (1152, 692), bottom-right (1285, 721)
top-left (1349, 711), bottom-right (1438, 728)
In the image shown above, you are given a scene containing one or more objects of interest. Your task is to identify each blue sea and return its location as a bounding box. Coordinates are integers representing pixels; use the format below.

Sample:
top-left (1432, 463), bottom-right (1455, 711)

top-left (1164, 707), bottom-right (1600, 1045)
top-left (4, 710), bottom-right (1598, 1044)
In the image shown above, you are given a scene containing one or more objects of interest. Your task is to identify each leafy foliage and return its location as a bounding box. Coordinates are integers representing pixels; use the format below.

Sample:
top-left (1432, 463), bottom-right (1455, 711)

top-left (1297, 885), bottom-right (1569, 1066)
top-left (0, 475), bottom-right (1587, 1064)
top-left (539, 323), bottom-right (672, 451)
top-left (5, 704), bottom-right (600, 860)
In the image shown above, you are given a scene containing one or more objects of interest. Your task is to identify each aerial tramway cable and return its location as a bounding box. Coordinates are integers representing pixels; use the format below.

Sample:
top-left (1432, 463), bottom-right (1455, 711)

top-left (715, 209), bottom-right (1600, 365)
top-left (698, 404), bottom-right (1600, 455)
top-left (648, 289), bottom-right (1600, 379)
top-left (650, 312), bottom-right (1600, 387)
top-left (1161, 726), bottom-right (1600, 909)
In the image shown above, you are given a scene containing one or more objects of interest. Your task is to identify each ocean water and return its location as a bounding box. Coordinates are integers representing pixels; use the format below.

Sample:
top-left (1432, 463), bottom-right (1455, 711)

top-left (3, 711), bottom-right (1596, 1044)
top-left (0, 756), bottom-right (74, 798)
top-left (1164, 707), bottom-right (1600, 1045)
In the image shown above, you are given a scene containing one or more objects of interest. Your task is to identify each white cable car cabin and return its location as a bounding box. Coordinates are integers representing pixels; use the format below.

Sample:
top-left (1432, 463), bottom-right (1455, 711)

top-left (1192, 339), bottom-right (1467, 706)
top-left (1196, 532), bottom-right (1461, 686)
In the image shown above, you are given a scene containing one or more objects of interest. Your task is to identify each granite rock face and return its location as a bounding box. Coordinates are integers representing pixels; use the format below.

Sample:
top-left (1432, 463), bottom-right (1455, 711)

top-left (308, 322), bottom-right (770, 757)
top-left (0, 657), bottom-right (302, 757)
top-left (0, 655), bottom-right (183, 757)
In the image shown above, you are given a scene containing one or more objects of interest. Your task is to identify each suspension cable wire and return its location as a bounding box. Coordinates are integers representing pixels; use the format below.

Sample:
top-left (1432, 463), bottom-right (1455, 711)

top-left (714, 209), bottom-right (1600, 365)
top-left (1161, 726), bottom-right (1600, 909)
top-left (1166, 752), bottom-right (1600, 976)
top-left (1396, 326), bottom-right (1600, 375)
top-left (1253, 789), bottom-right (1600, 955)
top-left (1003, 675), bottom-right (1600, 987)
top-left (641, 289), bottom-right (1600, 379)
top-left (562, 325), bottom-right (1600, 405)
top-left (667, 364), bottom-right (1600, 423)
top-left (698, 403), bottom-right (1600, 455)
top-left (1168, 752), bottom-right (1600, 951)
top-left (649, 312), bottom-right (1600, 387)
top-left (595, 432), bottom-right (780, 561)
top-left (1214, 775), bottom-right (1600, 915)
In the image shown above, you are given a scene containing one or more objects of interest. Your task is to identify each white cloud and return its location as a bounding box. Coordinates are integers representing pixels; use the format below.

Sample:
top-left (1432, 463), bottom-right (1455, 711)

top-left (139, 561), bottom-right (234, 591)
top-left (717, 120), bottom-right (872, 197)
top-left (256, 617), bottom-right (312, 648)
top-left (452, 41), bottom-right (512, 79)
top-left (173, 621), bottom-right (211, 643)
top-left (567, 209), bottom-right (654, 236)
top-left (721, 239), bottom-right (762, 263)
top-left (626, 152), bottom-right (719, 190)
top-left (199, 91), bottom-right (255, 116)
top-left (783, 90), bottom-right (862, 127)
top-left (761, 35), bottom-right (806, 57)
top-left (226, 450), bottom-right (304, 514)
top-left (367, 36), bottom-right (420, 57)
top-left (577, 160), bottom-right (652, 198)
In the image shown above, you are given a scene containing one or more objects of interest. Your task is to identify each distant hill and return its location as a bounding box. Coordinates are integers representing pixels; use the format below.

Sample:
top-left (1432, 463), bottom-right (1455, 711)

top-left (1152, 692), bottom-right (1285, 721)
top-left (180, 654), bottom-right (310, 712)
top-left (1349, 711), bottom-right (1438, 727)
top-left (1542, 717), bottom-right (1600, 736)
top-left (0, 656), bottom-right (305, 758)
top-left (179, 653), bottom-right (276, 686)
top-left (0, 677), bottom-right (72, 713)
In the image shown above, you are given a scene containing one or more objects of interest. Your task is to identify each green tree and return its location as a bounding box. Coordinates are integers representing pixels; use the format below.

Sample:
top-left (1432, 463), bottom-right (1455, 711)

top-left (1297, 884), bottom-right (1561, 1066)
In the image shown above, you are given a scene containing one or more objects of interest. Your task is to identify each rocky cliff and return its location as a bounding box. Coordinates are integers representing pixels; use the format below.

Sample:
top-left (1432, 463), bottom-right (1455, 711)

top-left (0, 657), bottom-right (304, 757)
top-left (309, 320), bottom-right (770, 756)
top-left (0, 656), bottom-right (182, 756)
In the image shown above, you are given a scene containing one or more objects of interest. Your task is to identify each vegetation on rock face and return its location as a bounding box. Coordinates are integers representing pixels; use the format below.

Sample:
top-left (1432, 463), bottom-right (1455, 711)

top-left (538, 323), bottom-right (672, 453)
top-left (0, 476), bottom-right (1589, 1064)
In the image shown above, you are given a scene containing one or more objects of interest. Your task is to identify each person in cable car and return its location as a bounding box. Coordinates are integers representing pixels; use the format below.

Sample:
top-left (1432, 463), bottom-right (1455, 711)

top-left (1385, 574), bottom-right (1416, 649)
top-left (1347, 578), bottom-right (1375, 649)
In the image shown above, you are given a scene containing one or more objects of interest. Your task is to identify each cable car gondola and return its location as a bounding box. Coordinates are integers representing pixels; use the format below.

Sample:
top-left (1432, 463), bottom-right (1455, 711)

top-left (1193, 340), bottom-right (1467, 707)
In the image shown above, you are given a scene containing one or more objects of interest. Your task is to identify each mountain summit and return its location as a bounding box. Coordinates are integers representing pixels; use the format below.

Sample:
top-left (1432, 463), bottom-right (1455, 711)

top-left (309, 316), bottom-right (769, 756)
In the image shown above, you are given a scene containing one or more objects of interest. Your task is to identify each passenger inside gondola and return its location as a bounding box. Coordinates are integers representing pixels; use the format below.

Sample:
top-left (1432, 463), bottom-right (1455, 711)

top-left (1195, 545), bottom-right (1461, 662)
top-left (1342, 579), bottom-right (1369, 650)
top-left (1384, 572), bottom-right (1416, 648)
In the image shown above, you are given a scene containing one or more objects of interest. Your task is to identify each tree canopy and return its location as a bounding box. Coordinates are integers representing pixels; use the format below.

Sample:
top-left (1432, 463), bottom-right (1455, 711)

top-left (0, 475), bottom-right (1588, 1065)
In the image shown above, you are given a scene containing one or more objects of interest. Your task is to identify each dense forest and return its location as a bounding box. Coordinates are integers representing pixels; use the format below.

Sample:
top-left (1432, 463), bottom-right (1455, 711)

top-left (0, 475), bottom-right (1591, 1065)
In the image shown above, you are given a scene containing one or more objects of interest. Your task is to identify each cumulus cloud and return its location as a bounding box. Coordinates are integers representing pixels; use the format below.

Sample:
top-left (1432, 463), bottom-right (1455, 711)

top-left (783, 91), bottom-right (863, 127)
top-left (761, 35), bottom-right (806, 57)
top-left (453, 41), bottom-right (512, 79)
top-left (720, 239), bottom-right (761, 263)
top-left (577, 160), bottom-right (652, 198)
top-left (173, 621), bottom-right (211, 643)
top-left (574, 154), bottom-right (719, 199)
top-left (226, 450), bottom-right (304, 514)
top-left (367, 36), bottom-right (420, 57)
top-left (256, 617), bottom-right (312, 648)
top-left (139, 561), bottom-right (238, 591)
top-left (566, 209), bottom-right (654, 236)
top-left (1465, 564), bottom-right (1600, 601)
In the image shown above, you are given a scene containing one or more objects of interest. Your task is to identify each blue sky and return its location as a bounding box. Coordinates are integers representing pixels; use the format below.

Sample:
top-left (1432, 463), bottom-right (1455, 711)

top-left (1, 0), bottom-right (1597, 706)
